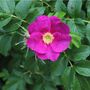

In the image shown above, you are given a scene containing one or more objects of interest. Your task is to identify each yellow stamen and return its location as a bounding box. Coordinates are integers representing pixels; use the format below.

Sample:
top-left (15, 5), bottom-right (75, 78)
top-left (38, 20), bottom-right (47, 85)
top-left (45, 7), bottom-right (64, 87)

top-left (43, 32), bottom-right (54, 44)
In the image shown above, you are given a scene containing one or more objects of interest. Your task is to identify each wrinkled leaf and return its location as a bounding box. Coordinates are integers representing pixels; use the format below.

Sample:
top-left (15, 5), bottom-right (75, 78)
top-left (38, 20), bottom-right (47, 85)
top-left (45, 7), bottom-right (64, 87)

top-left (75, 67), bottom-right (90, 77)
top-left (61, 67), bottom-right (81, 90)
top-left (0, 0), bottom-right (15, 13)
top-left (55, 0), bottom-right (66, 12)
top-left (51, 57), bottom-right (67, 77)
top-left (68, 45), bottom-right (90, 62)
top-left (15, 0), bottom-right (32, 19)
top-left (67, 0), bottom-right (82, 17)
top-left (0, 35), bottom-right (12, 56)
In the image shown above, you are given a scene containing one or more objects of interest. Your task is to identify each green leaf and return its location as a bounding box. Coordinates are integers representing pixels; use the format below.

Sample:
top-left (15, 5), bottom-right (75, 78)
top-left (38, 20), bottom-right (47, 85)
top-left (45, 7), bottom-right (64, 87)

top-left (54, 11), bottom-right (66, 18)
top-left (24, 75), bottom-right (33, 84)
top-left (67, 19), bottom-right (85, 38)
top-left (3, 76), bottom-right (25, 90)
top-left (68, 45), bottom-right (90, 62)
top-left (0, 17), bottom-right (11, 28)
top-left (67, 20), bottom-right (80, 34)
top-left (0, 0), bottom-right (15, 27)
top-left (32, 83), bottom-right (56, 90)
top-left (67, 0), bottom-right (82, 17)
top-left (33, 84), bottom-right (42, 90)
top-left (80, 10), bottom-right (86, 19)
top-left (75, 60), bottom-right (90, 68)
top-left (15, 0), bottom-right (32, 19)
top-left (77, 75), bottom-right (90, 90)
top-left (55, 0), bottom-right (66, 12)
top-left (0, 0), bottom-right (15, 13)
top-left (75, 60), bottom-right (90, 77)
top-left (14, 70), bottom-right (33, 85)
top-left (27, 7), bottom-right (45, 23)
top-left (23, 58), bottom-right (39, 73)
top-left (0, 35), bottom-right (12, 56)
top-left (76, 24), bottom-right (86, 38)
top-left (25, 51), bottom-right (34, 58)
top-left (70, 33), bottom-right (81, 48)
top-left (44, 84), bottom-right (56, 90)
top-left (4, 19), bottom-right (21, 31)
top-left (0, 69), bottom-right (9, 80)
top-left (51, 57), bottom-right (67, 77)
top-left (75, 67), bottom-right (90, 77)
top-left (61, 67), bottom-right (72, 89)
top-left (48, 13), bottom-right (54, 16)
top-left (74, 18), bottom-right (85, 25)
top-left (86, 0), bottom-right (90, 19)
top-left (86, 24), bottom-right (90, 43)
top-left (34, 7), bottom-right (45, 16)
top-left (72, 76), bottom-right (81, 90)
top-left (51, 76), bottom-right (61, 85)
top-left (61, 67), bottom-right (81, 90)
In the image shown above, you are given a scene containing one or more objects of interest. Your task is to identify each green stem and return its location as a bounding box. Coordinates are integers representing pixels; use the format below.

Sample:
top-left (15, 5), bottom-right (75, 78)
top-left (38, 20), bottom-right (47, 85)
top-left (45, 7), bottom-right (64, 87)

top-left (11, 15), bottom-right (28, 23)
top-left (66, 18), bottom-right (90, 23)
top-left (42, 1), bottom-right (54, 11)
top-left (24, 70), bottom-right (32, 75)
top-left (82, 19), bottom-right (90, 23)
top-left (68, 60), bottom-right (73, 67)
top-left (64, 52), bottom-right (73, 67)
top-left (0, 12), bottom-right (28, 23)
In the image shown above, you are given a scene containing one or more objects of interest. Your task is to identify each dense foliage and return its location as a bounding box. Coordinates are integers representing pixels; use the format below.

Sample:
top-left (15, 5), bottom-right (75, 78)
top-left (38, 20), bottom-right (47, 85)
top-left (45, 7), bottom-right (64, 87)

top-left (0, 0), bottom-right (90, 90)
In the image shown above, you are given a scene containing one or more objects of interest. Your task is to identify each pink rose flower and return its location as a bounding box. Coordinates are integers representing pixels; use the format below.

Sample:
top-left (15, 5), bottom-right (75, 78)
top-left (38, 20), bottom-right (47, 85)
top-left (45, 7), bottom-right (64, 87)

top-left (26, 15), bottom-right (71, 61)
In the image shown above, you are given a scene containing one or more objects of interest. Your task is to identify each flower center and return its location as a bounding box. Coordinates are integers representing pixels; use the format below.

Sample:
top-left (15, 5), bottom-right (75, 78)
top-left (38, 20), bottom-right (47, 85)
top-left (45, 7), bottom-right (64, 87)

top-left (43, 32), bottom-right (54, 44)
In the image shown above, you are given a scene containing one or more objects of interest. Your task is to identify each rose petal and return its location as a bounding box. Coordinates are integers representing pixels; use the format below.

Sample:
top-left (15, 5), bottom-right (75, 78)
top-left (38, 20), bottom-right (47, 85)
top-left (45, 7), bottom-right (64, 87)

top-left (36, 46), bottom-right (60, 61)
top-left (28, 15), bottom-right (51, 34)
top-left (28, 21), bottom-right (37, 34)
top-left (35, 52), bottom-right (48, 60)
top-left (50, 16), bottom-right (70, 34)
top-left (26, 32), bottom-right (47, 54)
top-left (51, 32), bottom-right (71, 52)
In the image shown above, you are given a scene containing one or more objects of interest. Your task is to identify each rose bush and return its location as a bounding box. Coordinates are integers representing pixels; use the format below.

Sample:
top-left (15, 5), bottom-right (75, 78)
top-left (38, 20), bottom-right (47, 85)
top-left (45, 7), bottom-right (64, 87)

top-left (0, 0), bottom-right (90, 90)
